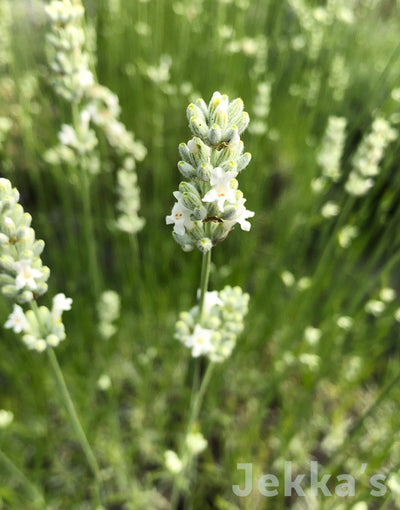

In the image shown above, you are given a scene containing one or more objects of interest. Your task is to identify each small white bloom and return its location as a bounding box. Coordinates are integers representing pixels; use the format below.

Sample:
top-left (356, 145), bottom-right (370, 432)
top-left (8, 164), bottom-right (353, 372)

top-left (77, 68), bottom-right (94, 89)
top-left (345, 172), bottom-right (374, 196)
top-left (187, 139), bottom-right (199, 153)
top-left (388, 473), bottom-right (400, 496)
top-left (186, 432), bottom-right (207, 455)
top-left (297, 277), bottom-right (311, 290)
top-left (281, 270), bottom-right (295, 287)
top-left (97, 374), bottom-right (112, 391)
top-left (321, 201), bottom-right (340, 218)
top-left (351, 503), bottom-right (368, 510)
top-left (365, 300), bottom-right (385, 317)
top-left (14, 260), bottom-right (42, 291)
top-left (392, 88), bottom-right (400, 102)
top-left (230, 198), bottom-right (255, 231)
top-left (4, 304), bottom-right (29, 333)
top-left (52, 293), bottom-right (73, 320)
top-left (311, 177), bottom-right (326, 194)
top-left (166, 191), bottom-right (193, 236)
top-left (299, 353), bottom-right (320, 370)
top-left (202, 290), bottom-right (223, 315)
top-left (304, 326), bottom-right (321, 345)
top-left (337, 316), bottom-right (353, 330)
top-left (33, 339), bottom-right (47, 352)
top-left (46, 334), bottom-right (60, 347)
top-left (379, 287), bottom-right (396, 303)
top-left (338, 225), bottom-right (358, 248)
top-left (202, 167), bottom-right (237, 212)
top-left (187, 324), bottom-right (214, 357)
top-left (0, 410), bottom-right (13, 428)
top-left (59, 124), bottom-right (78, 147)
top-left (164, 450), bottom-right (183, 474)
top-left (394, 308), bottom-right (400, 322)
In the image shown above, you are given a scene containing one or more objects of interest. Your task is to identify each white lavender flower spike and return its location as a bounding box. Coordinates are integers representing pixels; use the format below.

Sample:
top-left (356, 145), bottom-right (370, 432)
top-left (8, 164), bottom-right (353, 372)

top-left (167, 91), bottom-right (254, 251)
top-left (0, 178), bottom-right (72, 352)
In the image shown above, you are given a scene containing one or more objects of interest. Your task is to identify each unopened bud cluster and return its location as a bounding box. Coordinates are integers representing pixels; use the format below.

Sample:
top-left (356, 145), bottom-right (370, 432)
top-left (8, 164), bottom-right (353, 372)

top-left (0, 178), bottom-right (72, 352)
top-left (316, 116), bottom-right (347, 185)
top-left (175, 286), bottom-right (249, 362)
top-left (164, 431), bottom-right (208, 475)
top-left (45, 0), bottom-right (93, 102)
top-left (45, 1), bottom-right (147, 234)
top-left (166, 91), bottom-right (254, 251)
top-left (97, 289), bottom-right (121, 340)
top-left (0, 179), bottom-right (49, 303)
top-left (345, 118), bottom-right (397, 196)
top-left (5, 294), bottom-right (71, 352)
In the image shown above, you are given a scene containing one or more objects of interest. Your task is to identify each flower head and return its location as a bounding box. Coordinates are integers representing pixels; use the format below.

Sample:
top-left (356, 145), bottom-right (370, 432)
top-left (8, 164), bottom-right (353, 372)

top-left (186, 324), bottom-right (215, 358)
top-left (14, 260), bottom-right (43, 291)
top-left (202, 167), bottom-right (237, 212)
top-left (166, 192), bottom-right (194, 236)
top-left (52, 293), bottom-right (73, 320)
top-left (4, 304), bottom-right (28, 333)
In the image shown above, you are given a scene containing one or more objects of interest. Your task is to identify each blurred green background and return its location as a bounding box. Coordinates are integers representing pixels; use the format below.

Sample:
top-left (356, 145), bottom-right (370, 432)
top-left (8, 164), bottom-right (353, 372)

top-left (1, 0), bottom-right (400, 508)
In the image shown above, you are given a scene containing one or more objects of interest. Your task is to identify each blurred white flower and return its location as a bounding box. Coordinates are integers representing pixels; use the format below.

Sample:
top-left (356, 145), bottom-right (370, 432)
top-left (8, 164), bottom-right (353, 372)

top-left (337, 316), bottom-right (353, 330)
top-left (379, 287), bottom-right (396, 303)
top-left (186, 325), bottom-right (215, 358)
top-left (281, 270), bottom-right (295, 288)
top-left (304, 326), bottom-right (321, 345)
top-left (0, 409), bottom-right (13, 428)
top-left (97, 374), bottom-right (112, 391)
top-left (52, 293), bottom-right (73, 320)
top-left (321, 201), bottom-right (340, 218)
top-left (164, 450), bottom-right (183, 474)
top-left (365, 300), bottom-right (385, 317)
top-left (14, 260), bottom-right (42, 291)
top-left (186, 432), bottom-right (207, 455)
top-left (338, 225), bottom-right (358, 248)
top-left (202, 167), bottom-right (237, 212)
top-left (4, 304), bottom-right (28, 333)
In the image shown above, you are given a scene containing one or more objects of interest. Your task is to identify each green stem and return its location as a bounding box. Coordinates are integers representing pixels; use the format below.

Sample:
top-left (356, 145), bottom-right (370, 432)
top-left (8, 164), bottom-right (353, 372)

top-left (186, 362), bottom-right (215, 433)
top-left (170, 363), bottom-right (215, 510)
top-left (81, 167), bottom-right (102, 299)
top-left (198, 249), bottom-right (212, 324)
top-left (30, 302), bottom-right (103, 505)
top-left (71, 102), bottom-right (102, 300)
top-left (0, 448), bottom-right (45, 507)
top-left (170, 250), bottom-right (213, 509)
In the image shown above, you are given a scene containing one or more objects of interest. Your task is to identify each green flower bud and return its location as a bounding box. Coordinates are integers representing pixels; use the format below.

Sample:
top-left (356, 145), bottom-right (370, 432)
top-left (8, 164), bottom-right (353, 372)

top-left (197, 163), bottom-right (212, 181)
top-left (178, 161), bottom-right (197, 179)
top-left (191, 206), bottom-right (208, 221)
top-left (194, 98), bottom-right (209, 118)
top-left (20, 290), bottom-right (34, 303)
top-left (189, 116), bottom-right (208, 139)
top-left (2, 284), bottom-right (18, 298)
top-left (236, 112), bottom-right (250, 135)
top-left (2, 217), bottom-right (15, 238)
top-left (0, 255), bottom-right (14, 272)
top-left (227, 98), bottom-right (244, 124)
top-left (221, 204), bottom-right (239, 220)
top-left (213, 108), bottom-right (228, 131)
top-left (237, 152), bottom-right (252, 172)
top-left (187, 104), bottom-right (206, 123)
top-left (196, 238), bottom-right (212, 252)
top-left (208, 124), bottom-right (222, 146)
top-left (32, 240), bottom-right (45, 257)
top-left (178, 142), bottom-right (191, 163)
top-left (0, 274), bottom-right (14, 285)
top-left (220, 160), bottom-right (237, 173)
